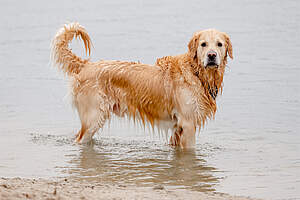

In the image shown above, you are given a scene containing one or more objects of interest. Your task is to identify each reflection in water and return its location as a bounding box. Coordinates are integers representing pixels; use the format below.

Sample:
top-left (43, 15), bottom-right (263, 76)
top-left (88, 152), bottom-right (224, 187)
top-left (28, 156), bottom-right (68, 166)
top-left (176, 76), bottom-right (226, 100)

top-left (65, 138), bottom-right (219, 192)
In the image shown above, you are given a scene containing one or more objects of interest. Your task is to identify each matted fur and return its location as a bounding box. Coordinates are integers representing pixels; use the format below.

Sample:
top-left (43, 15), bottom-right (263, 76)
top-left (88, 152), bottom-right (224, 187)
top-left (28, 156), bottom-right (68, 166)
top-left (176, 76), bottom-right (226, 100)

top-left (51, 22), bottom-right (233, 148)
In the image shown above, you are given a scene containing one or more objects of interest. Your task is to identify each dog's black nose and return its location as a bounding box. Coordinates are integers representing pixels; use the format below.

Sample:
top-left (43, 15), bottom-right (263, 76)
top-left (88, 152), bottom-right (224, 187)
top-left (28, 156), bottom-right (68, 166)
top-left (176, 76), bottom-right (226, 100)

top-left (207, 51), bottom-right (217, 60)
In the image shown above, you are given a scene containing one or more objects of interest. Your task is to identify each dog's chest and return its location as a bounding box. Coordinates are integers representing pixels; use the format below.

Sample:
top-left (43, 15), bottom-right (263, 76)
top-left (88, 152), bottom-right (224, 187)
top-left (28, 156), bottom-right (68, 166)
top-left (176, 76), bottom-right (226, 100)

top-left (175, 86), bottom-right (210, 122)
top-left (178, 88), bottom-right (198, 110)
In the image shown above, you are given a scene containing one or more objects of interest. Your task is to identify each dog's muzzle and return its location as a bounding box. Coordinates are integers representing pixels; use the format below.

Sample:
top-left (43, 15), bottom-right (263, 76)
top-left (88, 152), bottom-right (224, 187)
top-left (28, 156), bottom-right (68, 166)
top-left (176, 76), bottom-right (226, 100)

top-left (205, 50), bottom-right (219, 67)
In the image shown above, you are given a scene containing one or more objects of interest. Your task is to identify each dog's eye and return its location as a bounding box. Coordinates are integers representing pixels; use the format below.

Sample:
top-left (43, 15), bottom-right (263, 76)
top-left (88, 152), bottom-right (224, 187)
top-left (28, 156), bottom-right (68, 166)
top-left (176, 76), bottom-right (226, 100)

top-left (201, 42), bottom-right (206, 47)
top-left (217, 42), bottom-right (222, 47)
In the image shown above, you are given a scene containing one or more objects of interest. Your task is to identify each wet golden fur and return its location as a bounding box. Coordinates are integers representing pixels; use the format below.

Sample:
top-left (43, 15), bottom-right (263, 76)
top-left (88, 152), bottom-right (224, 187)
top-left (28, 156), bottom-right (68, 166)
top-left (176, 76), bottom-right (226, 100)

top-left (51, 22), bottom-right (233, 148)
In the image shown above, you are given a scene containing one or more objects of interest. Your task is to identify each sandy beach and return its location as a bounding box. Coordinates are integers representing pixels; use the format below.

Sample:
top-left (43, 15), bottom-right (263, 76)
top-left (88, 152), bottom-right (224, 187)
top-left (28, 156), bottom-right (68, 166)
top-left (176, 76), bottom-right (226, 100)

top-left (0, 178), bottom-right (260, 200)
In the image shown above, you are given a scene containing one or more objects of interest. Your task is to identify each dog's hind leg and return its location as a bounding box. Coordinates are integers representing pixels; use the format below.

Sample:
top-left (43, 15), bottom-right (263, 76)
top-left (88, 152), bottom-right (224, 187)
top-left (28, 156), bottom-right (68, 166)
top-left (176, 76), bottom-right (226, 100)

top-left (74, 94), bottom-right (110, 144)
top-left (75, 117), bottom-right (104, 144)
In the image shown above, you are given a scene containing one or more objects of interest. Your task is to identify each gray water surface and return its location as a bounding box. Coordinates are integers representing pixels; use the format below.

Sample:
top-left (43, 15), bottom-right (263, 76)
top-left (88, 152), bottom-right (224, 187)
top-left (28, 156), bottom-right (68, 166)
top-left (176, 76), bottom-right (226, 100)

top-left (0, 0), bottom-right (300, 200)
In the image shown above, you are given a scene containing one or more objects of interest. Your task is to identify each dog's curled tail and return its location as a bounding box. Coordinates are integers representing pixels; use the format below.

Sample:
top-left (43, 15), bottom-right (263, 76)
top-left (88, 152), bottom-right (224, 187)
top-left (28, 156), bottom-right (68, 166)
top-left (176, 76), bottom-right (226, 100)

top-left (51, 22), bottom-right (92, 75)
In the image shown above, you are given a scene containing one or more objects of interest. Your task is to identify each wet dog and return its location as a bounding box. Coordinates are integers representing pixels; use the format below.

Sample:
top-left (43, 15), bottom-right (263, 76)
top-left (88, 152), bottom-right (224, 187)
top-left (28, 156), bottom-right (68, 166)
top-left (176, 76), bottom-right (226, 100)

top-left (51, 23), bottom-right (233, 148)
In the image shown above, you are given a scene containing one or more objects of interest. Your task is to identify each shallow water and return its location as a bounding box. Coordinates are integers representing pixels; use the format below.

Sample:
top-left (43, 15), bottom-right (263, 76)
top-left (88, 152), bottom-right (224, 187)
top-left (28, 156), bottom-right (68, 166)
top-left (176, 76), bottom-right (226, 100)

top-left (0, 0), bottom-right (300, 199)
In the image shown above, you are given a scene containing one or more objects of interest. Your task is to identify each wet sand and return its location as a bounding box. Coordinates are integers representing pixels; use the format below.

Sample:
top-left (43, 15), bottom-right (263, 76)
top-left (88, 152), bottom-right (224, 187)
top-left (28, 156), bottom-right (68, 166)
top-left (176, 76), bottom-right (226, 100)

top-left (0, 178), bottom-right (259, 200)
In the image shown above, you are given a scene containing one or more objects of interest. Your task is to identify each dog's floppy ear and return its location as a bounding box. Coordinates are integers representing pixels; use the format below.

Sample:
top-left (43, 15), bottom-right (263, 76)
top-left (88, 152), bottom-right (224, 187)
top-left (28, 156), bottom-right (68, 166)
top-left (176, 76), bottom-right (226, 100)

top-left (188, 32), bottom-right (201, 62)
top-left (223, 33), bottom-right (233, 59)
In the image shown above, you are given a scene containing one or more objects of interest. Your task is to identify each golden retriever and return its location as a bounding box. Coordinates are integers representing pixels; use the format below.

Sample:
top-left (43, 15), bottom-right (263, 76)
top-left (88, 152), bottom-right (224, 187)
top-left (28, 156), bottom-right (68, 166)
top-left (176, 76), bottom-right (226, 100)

top-left (51, 22), bottom-right (233, 148)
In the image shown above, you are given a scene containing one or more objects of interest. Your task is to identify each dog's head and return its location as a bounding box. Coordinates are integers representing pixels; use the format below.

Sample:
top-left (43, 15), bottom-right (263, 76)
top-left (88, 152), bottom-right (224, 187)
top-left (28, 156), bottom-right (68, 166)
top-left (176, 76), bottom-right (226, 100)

top-left (188, 29), bottom-right (233, 69)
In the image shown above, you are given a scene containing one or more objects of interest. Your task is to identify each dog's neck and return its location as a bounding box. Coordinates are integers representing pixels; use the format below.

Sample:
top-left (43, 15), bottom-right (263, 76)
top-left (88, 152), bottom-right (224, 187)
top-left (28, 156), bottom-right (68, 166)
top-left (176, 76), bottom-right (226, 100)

top-left (155, 53), bottom-right (226, 101)
top-left (190, 55), bottom-right (226, 101)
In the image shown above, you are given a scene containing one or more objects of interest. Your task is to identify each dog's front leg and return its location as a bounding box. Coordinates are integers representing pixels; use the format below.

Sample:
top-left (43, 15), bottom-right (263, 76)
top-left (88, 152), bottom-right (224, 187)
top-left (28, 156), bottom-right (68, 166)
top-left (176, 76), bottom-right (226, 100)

top-left (180, 119), bottom-right (196, 148)
top-left (170, 117), bottom-right (196, 148)
top-left (169, 124), bottom-right (182, 146)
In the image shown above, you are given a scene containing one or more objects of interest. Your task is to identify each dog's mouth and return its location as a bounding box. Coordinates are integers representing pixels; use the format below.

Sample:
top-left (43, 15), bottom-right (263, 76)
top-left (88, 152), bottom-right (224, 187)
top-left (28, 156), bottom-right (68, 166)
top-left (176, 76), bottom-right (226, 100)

top-left (203, 50), bottom-right (220, 68)
top-left (205, 62), bottom-right (219, 68)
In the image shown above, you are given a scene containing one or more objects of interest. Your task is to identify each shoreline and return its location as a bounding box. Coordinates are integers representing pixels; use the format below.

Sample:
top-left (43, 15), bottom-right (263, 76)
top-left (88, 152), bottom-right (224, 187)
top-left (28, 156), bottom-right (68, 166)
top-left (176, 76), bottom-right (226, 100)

top-left (0, 177), bottom-right (260, 200)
